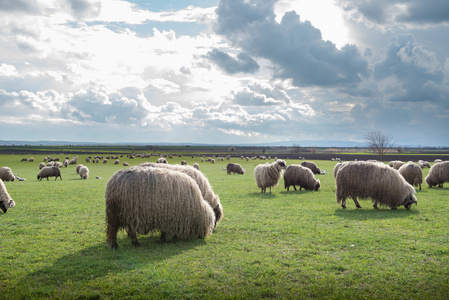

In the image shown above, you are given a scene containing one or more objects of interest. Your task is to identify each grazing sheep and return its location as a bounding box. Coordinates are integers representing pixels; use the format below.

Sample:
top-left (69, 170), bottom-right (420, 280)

top-left (38, 162), bottom-right (45, 169)
top-left (300, 161), bottom-right (321, 175)
top-left (254, 160), bottom-right (287, 193)
top-left (29, 158), bottom-right (34, 162)
top-left (425, 161), bottom-right (449, 188)
top-left (20, 158), bottom-right (27, 162)
top-left (398, 162), bottom-right (423, 191)
top-left (157, 157), bottom-right (167, 164)
top-left (193, 163), bottom-right (199, 170)
top-left (139, 163), bottom-right (223, 225)
top-left (284, 164), bottom-right (320, 191)
top-left (0, 167), bottom-right (15, 182)
top-left (79, 166), bottom-right (89, 180)
top-left (123, 162), bottom-right (130, 166)
top-left (0, 180), bottom-right (15, 213)
top-left (335, 161), bottom-right (417, 210)
top-left (54, 162), bottom-right (63, 168)
top-left (15, 175), bottom-right (26, 181)
top-left (37, 166), bottom-right (62, 181)
top-left (226, 163), bottom-right (245, 175)
top-left (103, 159), bottom-right (108, 164)
top-left (418, 160), bottom-right (430, 169)
top-left (63, 159), bottom-right (69, 167)
top-left (105, 166), bottom-right (215, 248)
top-left (333, 162), bottom-right (343, 178)
top-left (114, 160), bottom-right (120, 165)
top-left (434, 159), bottom-right (443, 164)
top-left (389, 160), bottom-right (404, 170)
top-left (76, 164), bottom-right (84, 174)
top-left (181, 160), bottom-right (187, 165)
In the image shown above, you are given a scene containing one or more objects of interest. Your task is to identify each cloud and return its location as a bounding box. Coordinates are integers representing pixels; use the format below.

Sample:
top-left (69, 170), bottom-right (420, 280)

top-left (206, 49), bottom-right (259, 74)
top-left (215, 0), bottom-right (369, 87)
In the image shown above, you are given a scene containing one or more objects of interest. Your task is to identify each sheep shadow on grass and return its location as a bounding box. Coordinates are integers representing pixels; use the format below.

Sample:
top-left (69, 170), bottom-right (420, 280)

top-left (21, 237), bottom-right (206, 295)
top-left (334, 205), bottom-right (420, 220)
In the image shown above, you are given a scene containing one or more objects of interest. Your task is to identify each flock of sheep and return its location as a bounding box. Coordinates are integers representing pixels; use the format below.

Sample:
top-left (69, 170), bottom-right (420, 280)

top-left (1, 154), bottom-right (448, 247)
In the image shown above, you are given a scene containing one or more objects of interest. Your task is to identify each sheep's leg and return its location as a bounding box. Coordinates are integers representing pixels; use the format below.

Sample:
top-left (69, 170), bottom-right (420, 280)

top-left (351, 196), bottom-right (362, 209)
top-left (340, 197), bottom-right (346, 209)
top-left (293, 186), bottom-right (297, 191)
top-left (128, 230), bottom-right (140, 247)
top-left (269, 186), bottom-right (272, 193)
top-left (373, 202), bottom-right (379, 209)
top-left (419, 184), bottom-right (421, 191)
top-left (106, 220), bottom-right (119, 249)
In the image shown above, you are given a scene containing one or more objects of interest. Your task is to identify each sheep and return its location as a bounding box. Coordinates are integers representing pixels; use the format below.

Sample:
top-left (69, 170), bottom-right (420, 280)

top-left (15, 175), bottom-right (26, 181)
top-left (254, 160), bottom-right (287, 193)
top-left (54, 162), bottom-right (63, 168)
top-left (20, 158), bottom-right (27, 162)
top-left (105, 166), bottom-right (215, 248)
top-left (333, 162), bottom-right (343, 178)
top-left (0, 180), bottom-right (15, 213)
top-left (103, 159), bottom-right (108, 164)
top-left (398, 162), bottom-right (423, 191)
top-left (37, 166), bottom-right (62, 181)
top-left (335, 161), bottom-right (417, 210)
top-left (123, 162), bottom-right (130, 166)
top-left (38, 162), bottom-right (45, 169)
top-left (181, 160), bottom-right (187, 165)
top-left (114, 160), bottom-right (120, 165)
top-left (193, 163), bottom-right (199, 170)
top-left (284, 165), bottom-right (320, 191)
top-left (425, 161), bottom-right (449, 188)
top-left (0, 167), bottom-right (15, 182)
top-left (79, 166), bottom-right (89, 180)
top-left (76, 164), bottom-right (84, 174)
top-left (139, 162), bottom-right (223, 225)
top-left (418, 160), bottom-right (430, 169)
top-left (226, 163), bottom-right (245, 175)
top-left (157, 157), bottom-right (167, 164)
top-left (63, 159), bottom-right (69, 167)
top-left (434, 159), bottom-right (443, 164)
top-left (300, 161), bottom-right (322, 175)
top-left (389, 160), bottom-right (404, 170)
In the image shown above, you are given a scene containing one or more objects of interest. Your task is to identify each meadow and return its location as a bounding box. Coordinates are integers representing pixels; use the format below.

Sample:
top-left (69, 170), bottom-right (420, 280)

top-left (0, 153), bottom-right (448, 299)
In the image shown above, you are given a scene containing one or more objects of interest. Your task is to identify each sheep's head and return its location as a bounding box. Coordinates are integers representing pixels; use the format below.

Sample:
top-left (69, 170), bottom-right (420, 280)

top-left (315, 180), bottom-right (321, 191)
top-left (0, 199), bottom-right (15, 213)
top-left (213, 201), bottom-right (223, 228)
top-left (403, 194), bottom-right (417, 210)
top-left (276, 160), bottom-right (287, 169)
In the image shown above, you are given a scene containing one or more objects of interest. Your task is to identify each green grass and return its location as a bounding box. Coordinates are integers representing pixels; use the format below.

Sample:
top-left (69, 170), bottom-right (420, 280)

top-left (1, 155), bottom-right (448, 299)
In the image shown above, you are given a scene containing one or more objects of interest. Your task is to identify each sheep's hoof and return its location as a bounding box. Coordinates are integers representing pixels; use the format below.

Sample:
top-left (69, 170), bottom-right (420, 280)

top-left (132, 240), bottom-right (141, 247)
top-left (341, 205), bottom-right (346, 209)
top-left (391, 207), bottom-right (398, 210)
top-left (160, 232), bottom-right (167, 243)
top-left (373, 204), bottom-right (378, 209)
top-left (356, 205), bottom-right (362, 209)
top-left (111, 242), bottom-right (118, 249)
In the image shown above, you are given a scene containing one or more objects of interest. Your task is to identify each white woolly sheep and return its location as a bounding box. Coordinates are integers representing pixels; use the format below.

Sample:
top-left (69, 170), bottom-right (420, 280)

top-left (254, 160), bottom-right (287, 193)
top-left (37, 166), bottom-right (62, 181)
top-left (38, 162), bottom-right (45, 169)
top-left (284, 164), bottom-right (320, 191)
top-left (300, 161), bottom-right (322, 175)
top-left (0, 167), bottom-right (15, 182)
top-left (226, 163), bottom-right (245, 175)
top-left (389, 160), bottom-right (404, 170)
top-left (0, 180), bottom-right (15, 213)
top-left (105, 166), bottom-right (215, 248)
top-left (418, 160), bottom-right (430, 169)
top-left (335, 161), bottom-right (417, 210)
top-left (15, 175), bottom-right (26, 181)
top-left (333, 162), bottom-right (343, 178)
top-left (193, 163), bottom-right (199, 170)
top-left (123, 162), bottom-right (130, 166)
top-left (139, 162), bottom-right (223, 225)
top-left (76, 164), bottom-right (84, 174)
top-left (425, 161), bottom-right (449, 188)
top-left (79, 166), bottom-right (89, 180)
top-left (398, 162), bottom-right (423, 191)
top-left (434, 159), bottom-right (443, 164)
top-left (157, 157), bottom-right (167, 164)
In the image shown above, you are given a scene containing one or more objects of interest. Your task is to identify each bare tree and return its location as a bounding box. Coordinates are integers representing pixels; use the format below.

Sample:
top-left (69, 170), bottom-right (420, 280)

top-left (365, 130), bottom-right (394, 161)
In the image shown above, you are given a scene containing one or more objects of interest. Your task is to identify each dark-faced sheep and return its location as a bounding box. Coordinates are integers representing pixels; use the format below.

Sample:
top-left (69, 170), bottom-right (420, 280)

top-left (254, 160), bottom-right (287, 193)
top-left (300, 161), bottom-right (321, 175)
top-left (105, 166), bottom-right (215, 248)
top-left (284, 165), bottom-right (320, 191)
top-left (37, 166), bottom-right (62, 181)
top-left (139, 162), bottom-right (223, 226)
top-left (226, 163), bottom-right (245, 175)
top-left (0, 167), bottom-right (15, 182)
top-left (425, 161), bottom-right (449, 188)
top-left (398, 162), bottom-right (423, 191)
top-left (0, 180), bottom-right (15, 213)
top-left (335, 161), bottom-right (417, 210)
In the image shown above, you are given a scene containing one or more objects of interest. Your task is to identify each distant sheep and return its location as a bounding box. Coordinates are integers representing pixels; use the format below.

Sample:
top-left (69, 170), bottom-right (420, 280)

top-left (54, 162), bottom-right (63, 168)
top-left (193, 163), bottom-right (199, 170)
top-left (139, 163), bottom-right (223, 225)
top-left (105, 166), bottom-right (215, 248)
top-left (123, 162), bottom-right (130, 166)
top-left (333, 162), bottom-right (343, 178)
top-left (38, 162), bottom-right (45, 169)
top-left (425, 161), bottom-right (449, 188)
top-left (226, 163), bottom-right (245, 175)
top-left (0, 167), bottom-right (15, 182)
top-left (335, 161), bottom-right (417, 210)
top-left (300, 161), bottom-right (321, 175)
top-left (418, 160), bottom-right (430, 169)
top-left (157, 157), bottom-right (167, 164)
top-left (76, 164), bottom-right (84, 174)
top-left (37, 166), bottom-right (62, 181)
top-left (0, 180), bottom-right (15, 213)
top-left (79, 166), bottom-right (89, 180)
top-left (181, 160), bottom-right (187, 165)
top-left (284, 164), bottom-right (320, 191)
top-left (254, 160), bottom-right (287, 193)
top-left (15, 175), bottom-right (26, 181)
top-left (398, 162), bottom-right (423, 191)
top-left (434, 159), bottom-right (443, 164)
top-left (20, 158), bottom-right (27, 162)
top-left (389, 160), bottom-right (404, 170)
top-left (114, 160), bottom-right (120, 165)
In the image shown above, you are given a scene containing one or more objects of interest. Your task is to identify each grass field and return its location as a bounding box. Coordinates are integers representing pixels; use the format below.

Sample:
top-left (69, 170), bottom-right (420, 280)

top-left (0, 154), bottom-right (448, 299)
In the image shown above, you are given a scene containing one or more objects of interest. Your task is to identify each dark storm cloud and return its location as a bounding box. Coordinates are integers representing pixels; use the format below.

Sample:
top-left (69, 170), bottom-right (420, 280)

top-left (398, 0), bottom-right (449, 24)
top-left (206, 49), bottom-right (260, 74)
top-left (215, 0), bottom-right (369, 87)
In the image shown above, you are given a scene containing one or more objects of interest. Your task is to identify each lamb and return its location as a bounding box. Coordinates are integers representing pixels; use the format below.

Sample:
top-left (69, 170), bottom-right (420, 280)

top-left (105, 166), bottom-right (215, 248)
top-left (79, 166), bottom-right (89, 179)
top-left (37, 166), bottom-right (62, 181)
top-left (139, 162), bottom-right (223, 225)
top-left (284, 164), bottom-right (320, 191)
top-left (398, 162), bottom-right (423, 191)
top-left (254, 160), bottom-right (287, 193)
top-left (300, 161), bottom-right (322, 175)
top-left (335, 161), bottom-right (417, 210)
top-left (0, 167), bottom-right (15, 182)
top-left (0, 180), bottom-right (15, 213)
top-left (425, 161), bottom-right (449, 188)
top-left (226, 163), bottom-right (245, 175)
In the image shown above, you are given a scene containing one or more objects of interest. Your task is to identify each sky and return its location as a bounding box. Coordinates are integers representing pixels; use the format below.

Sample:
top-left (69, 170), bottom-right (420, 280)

top-left (0, 0), bottom-right (448, 147)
